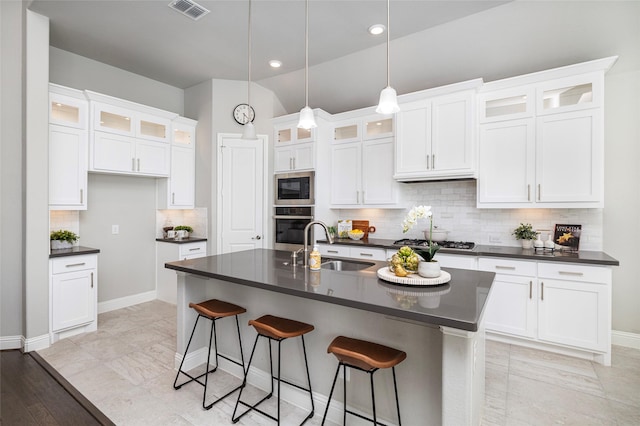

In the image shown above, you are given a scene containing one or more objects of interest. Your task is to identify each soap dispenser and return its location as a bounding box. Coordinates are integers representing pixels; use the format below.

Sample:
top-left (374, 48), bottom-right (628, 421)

top-left (309, 245), bottom-right (321, 271)
top-left (544, 234), bottom-right (556, 250)
top-left (534, 232), bottom-right (544, 249)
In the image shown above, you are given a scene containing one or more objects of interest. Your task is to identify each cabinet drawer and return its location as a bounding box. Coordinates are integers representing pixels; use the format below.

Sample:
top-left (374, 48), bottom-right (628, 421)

top-left (179, 242), bottom-right (207, 259)
top-left (318, 244), bottom-right (350, 258)
top-left (437, 254), bottom-right (477, 270)
top-left (349, 247), bottom-right (386, 261)
top-left (478, 257), bottom-right (536, 276)
top-left (538, 262), bottom-right (611, 284)
top-left (51, 255), bottom-right (97, 274)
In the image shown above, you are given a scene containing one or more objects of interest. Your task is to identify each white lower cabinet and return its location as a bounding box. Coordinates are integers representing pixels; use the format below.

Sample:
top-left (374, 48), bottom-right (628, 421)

top-left (319, 244), bottom-right (386, 261)
top-left (156, 241), bottom-right (207, 304)
top-left (50, 254), bottom-right (98, 342)
top-left (480, 257), bottom-right (612, 364)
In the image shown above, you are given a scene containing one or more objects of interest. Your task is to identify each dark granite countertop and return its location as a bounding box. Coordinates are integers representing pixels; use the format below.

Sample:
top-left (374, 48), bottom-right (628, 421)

top-left (165, 248), bottom-right (494, 332)
top-left (49, 246), bottom-right (100, 258)
top-left (318, 238), bottom-right (619, 266)
top-left (156, 237), bottom-right (208, 244)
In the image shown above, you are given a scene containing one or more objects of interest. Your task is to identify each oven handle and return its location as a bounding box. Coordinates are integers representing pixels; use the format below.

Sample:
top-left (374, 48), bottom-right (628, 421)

top-left (274, 215), bottom-right (314, 220)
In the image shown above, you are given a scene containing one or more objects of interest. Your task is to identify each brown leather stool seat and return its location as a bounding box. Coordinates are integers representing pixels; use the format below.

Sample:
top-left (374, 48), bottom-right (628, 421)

top-left (322, 336), bottom-right (407, 426)
top-left (174, 299), bottom-right (246, 410)
top-left (232, 314), bottom-right (315, 425)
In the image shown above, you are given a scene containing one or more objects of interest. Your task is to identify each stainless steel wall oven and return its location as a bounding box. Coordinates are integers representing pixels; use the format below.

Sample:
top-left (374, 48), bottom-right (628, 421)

top-left (274, 206), bottom-right (314, 251)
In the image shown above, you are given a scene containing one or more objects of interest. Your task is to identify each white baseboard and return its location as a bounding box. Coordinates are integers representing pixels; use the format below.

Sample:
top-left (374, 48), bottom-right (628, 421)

top-left (23, 334), bottom-right (50, 352)
top-left (98, 290), bottom-right (157, 314)
top-left (612, 330), bottom-right (640, 350)
top-left (0, 335), bottom-right (23, 350)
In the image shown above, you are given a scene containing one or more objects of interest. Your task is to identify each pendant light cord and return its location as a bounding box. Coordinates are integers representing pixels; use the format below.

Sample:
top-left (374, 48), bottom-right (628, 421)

top-left (247, 0), bottom-right (252, 109)
top-left (304, 0), bottom-right (309, 107)
top-left (386, 0), bottom-right (390, 88)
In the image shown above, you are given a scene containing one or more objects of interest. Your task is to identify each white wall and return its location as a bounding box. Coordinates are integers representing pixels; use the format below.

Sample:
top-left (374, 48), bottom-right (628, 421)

top-left (0, 0), bottom-right (26, 344)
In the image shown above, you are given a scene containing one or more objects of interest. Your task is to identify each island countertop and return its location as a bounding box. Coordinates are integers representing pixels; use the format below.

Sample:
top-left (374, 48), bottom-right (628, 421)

top-left (165, 248), bottom-right (495, 332)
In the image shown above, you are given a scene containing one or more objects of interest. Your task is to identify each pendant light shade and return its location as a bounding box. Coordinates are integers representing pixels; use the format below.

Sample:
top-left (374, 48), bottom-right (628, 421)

top-left (375, 0), bottom-right (400, 115)
top-left (243, 0), bottom-right (258, 140)
top-left (297, 0), bottom-right (317, 129)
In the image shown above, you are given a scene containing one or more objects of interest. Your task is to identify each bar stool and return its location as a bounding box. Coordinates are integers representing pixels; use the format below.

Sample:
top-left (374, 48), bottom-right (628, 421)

top-left (232, 314), bottom-right (315, 425)
top-left (173, 299), bottom-right (246, 410)
top-left (321, 336), bottom-right (407, 426)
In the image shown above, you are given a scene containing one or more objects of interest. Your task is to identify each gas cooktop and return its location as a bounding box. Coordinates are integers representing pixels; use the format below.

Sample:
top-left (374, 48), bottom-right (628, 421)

top-left (393, 239), bottom-right (476, 250)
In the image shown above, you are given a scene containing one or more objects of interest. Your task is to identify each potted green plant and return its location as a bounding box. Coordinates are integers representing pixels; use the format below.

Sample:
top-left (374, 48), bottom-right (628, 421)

top-left (512, 223), bottom-right (537, 249)
top-left (327, 226), bottom-right (337, 239)
top-left (50, 229), bottom-right (79, 249)
top-left (174, 225), bottom-right (193, 239)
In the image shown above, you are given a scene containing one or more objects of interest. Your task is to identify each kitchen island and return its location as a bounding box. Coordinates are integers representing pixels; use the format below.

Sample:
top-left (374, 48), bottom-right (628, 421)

top-left (166, 248), bottom-right (495, 425)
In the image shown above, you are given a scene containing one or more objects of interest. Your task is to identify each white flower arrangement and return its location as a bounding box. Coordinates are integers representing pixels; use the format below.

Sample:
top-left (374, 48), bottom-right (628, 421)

top-left (402, 205), bottom-right (432, 233)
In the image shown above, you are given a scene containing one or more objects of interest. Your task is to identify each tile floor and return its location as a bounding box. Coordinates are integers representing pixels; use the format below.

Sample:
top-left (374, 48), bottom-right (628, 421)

top-left (38, 300), bottom-right (640, 425)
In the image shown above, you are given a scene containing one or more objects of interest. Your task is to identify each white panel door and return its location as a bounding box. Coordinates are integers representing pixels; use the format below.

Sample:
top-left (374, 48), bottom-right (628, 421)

top-left (536, 109), bottom-right (601, 203)
top-left (92, 131), bottom-right (136, 173)
top-left (431, 92), bottom-right (473, 172)
top-left (362, 138), bottom-right (396, 204)
top-left (135, 139), bottom-right (170, 176)
top-left (538, 279), bottom-right (608, 352)
top-left (49, 125), bottom-right (87, 209)
top-left (51, 270), bottom-right (95, 331)
top-left (219, 135), bottom-right (265, 254)
top-left (484, 275), bottom-right (537, 338)
top-left (395, 100), bottom-right (431, 176)
top-left (330, 142), bottom-right (361, 205)
top-left (478, 119), bottom-right (535, 204)
top-left (169, 146), bottom-right (195, 207)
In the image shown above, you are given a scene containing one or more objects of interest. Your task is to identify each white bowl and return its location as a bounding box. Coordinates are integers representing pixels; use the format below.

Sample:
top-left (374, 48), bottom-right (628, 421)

top-left (424, 229), bottom-right (448, 242)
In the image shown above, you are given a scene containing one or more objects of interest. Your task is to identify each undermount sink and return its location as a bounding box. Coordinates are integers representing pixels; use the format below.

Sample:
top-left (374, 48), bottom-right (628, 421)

top-left (320, 258), bottom-right (375, 271)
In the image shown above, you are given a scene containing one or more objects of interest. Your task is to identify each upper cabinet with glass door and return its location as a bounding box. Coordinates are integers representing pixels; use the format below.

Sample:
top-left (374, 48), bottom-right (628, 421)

top-left (363, 115), bottom-right (394, 140)
top-left (49, 84), bottom-right (88, 130)
top-left (275, 125), bottom-right (315, 145)
top-left (478, 86), bottom-right (535, 123)
top-left (536, 73), bottom-right (603, 116)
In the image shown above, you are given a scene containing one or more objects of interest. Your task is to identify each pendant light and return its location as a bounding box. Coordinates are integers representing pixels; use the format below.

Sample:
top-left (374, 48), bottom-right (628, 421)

top-left (242, 0), bottom-right (258, 140)
top-left (297, 0), bottom-right (317, 129)
top-left (375, 0), bottom-right (400, 115)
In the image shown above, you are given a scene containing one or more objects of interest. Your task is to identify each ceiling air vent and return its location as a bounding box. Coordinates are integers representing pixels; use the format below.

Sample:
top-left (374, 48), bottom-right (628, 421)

top-left (168, 0), bottom-right (210, 21)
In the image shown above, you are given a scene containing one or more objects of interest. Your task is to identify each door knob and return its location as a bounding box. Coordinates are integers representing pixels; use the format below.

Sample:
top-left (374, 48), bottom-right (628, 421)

top-left (252, 235), bottom-right (262, 240)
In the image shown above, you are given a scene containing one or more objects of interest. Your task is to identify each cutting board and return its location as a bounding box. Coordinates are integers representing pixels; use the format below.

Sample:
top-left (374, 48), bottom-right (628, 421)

top-left (352, 220), bottom-right (370, 239)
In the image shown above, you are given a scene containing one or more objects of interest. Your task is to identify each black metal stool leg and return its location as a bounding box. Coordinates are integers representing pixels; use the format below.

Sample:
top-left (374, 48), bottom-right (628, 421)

top-left (370, 370), bottom-right (377, 426)
top-left (232, 333), bottom-right (260, 423)
top-left (343, 364), bottom-right (347, 425)
top-left (321, 363), bottom-right (341, 425)
top-left (173, 314), bottom-right (201, 389)
top-left (392, 366), bottom-right (401, 426)
top-left (300, 335), bottom-right (314, 421)
top-left (202, 316), bottom-right (216, 409)
top-left (277, 340), bottom-right (282, 425)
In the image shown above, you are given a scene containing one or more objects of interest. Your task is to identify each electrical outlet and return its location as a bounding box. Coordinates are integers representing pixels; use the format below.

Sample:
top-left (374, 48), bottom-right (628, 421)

top-left (488, 235), bottom-right (501, 244)
top-left (112, 225), bottom-right (119, 235)
top-left (338, 367), bottom-right (350, 381)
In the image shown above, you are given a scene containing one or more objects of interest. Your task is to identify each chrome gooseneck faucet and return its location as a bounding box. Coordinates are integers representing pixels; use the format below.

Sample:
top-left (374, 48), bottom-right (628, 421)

top-left (302, 220), bottom-right (334, 268)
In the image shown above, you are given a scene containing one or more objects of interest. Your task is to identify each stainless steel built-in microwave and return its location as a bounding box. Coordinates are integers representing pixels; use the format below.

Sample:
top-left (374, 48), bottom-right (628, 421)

top-left (274, 171), bottom-right (314, 205)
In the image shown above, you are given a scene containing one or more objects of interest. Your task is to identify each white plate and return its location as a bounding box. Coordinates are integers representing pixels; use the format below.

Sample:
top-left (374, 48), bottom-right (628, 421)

top-left (376, 267), bottom-right (451, 286)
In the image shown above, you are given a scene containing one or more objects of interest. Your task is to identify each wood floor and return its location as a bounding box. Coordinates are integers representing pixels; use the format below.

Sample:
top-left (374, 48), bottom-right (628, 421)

top-left (0, 349), bottom-right (113, 425)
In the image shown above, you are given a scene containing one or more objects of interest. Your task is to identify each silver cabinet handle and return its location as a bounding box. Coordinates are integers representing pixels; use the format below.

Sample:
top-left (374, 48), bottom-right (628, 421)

top-left (359, 253), bottom-right (373, 257)
top-left (80, 188), bottom-right (83, 204)
top-left (327, 250), bottom-right (339, 254)
top-left (495, 265), bottom-right (516, 270)
top-left (290, 157), bottom-right (293, 170)
top-left (541, 281), bottom-right (544, 301)
top-left (188, 248), bottom-right (200, 251)
top-left (432, 154), bottom-right (435, 169)
top-left (527, 185), bottom-right (531, 202)
top-left (66, 262), bottom-right (85, 268)
top-left (426, 154), bottom-right (430, 170)
top-left (559, 271), bottom-right (584, 276)
top-left (293, 158), bottom-right (296, 169)
top-left (529, 280), bottom-right (532, 299)
top-left (538, 184), bottom-right (541, 201)
top-left (356, 190), bottom-right (360, 203)
top-left (132, 158), bottom-right (136, 171)
top-left (91, 272), bottom-right (94, 288)
top-left (137, 158), bottom-right (140, 171)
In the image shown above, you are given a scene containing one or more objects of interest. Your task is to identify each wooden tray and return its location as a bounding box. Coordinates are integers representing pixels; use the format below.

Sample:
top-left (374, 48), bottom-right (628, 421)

top-left (352, 220), bottom-right (370, 238)
top-left (377, 267), bottom-right (451, 286)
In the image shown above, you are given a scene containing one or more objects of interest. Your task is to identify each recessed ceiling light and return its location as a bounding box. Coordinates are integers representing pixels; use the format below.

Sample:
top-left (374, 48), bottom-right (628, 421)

top-left (368, 24), bottom-right (386, 35)
top-left (269, 60), bottom-right (282, 68)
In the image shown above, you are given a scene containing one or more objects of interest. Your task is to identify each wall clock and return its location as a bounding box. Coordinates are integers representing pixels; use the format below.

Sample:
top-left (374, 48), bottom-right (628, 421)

top-left (233, 104), bottom-right (255, 125)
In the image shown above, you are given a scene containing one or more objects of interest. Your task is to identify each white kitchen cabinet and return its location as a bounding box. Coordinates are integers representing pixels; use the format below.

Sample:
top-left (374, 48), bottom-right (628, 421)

top-left (330, 138), bottom-right (398, 207)
top-left (436, 254), bottom-right (477, 270)
top-left (478, 86), bottom-right (535, 123)
top-left (477, 119), bottom-right (535, 204)
top-left (479, 258), bottom-right (537, 339)
top-left (156, 241), bottom-right (207, 304)
top-left (318, 244), bottom-right (386, 261)
top-left (50, 254), bottom-right (98, 342)
top-left (49, 85), bottom-right (89, 210)
top-left (49, 125), bottom-right (88, 210)
top-left (275, 125), bottom-right (314, 145)
top-left (91, 131), bottom-right (170, 177)
top-left (158, 117), bottom-right (197, 209)
top-left (274, 142), bottom-right (314, 172)
top-left (395, 90), bottom-right (475, 181)
top-left (92, 102), bottom-right (171, 143)
top-left (318, 244), bottom-right (350, 258)
top-left (333, 120), bottom-right (361, 143)
top-left (537, 262), bottom-right (610, 353)
top-left (363, 116), bottom-right (394, 140)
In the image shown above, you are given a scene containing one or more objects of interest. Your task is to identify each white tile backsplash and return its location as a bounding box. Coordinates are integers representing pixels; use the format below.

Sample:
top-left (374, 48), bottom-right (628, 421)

top-left (156, 208), bottom-right (208, 238)
top-left (50, 210), bottom-right (80, 236)
top-left (337, 180), bottom-right (603, 251)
